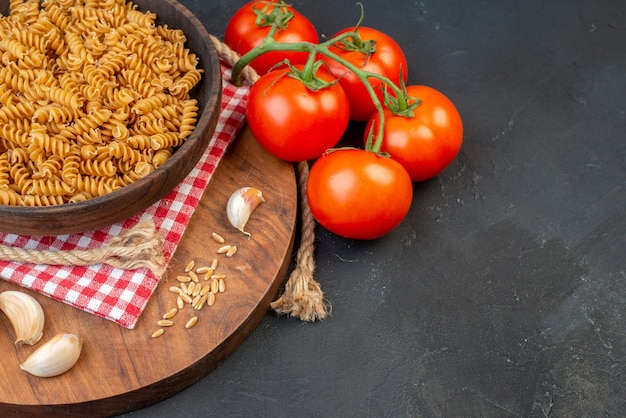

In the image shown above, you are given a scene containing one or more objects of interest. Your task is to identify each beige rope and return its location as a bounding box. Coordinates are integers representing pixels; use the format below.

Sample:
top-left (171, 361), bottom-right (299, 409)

top-left (0, 222), bottom-right (165, 277)
top-left (210, 34), bottom-right (328, 321)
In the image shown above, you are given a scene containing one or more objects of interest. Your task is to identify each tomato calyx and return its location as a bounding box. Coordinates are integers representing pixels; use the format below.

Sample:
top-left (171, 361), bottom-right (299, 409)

top-left (252, 1), bottom-right (295, 29)
top-left (381, 75), bottom-right (421, 118)
top-left (284, 58), bottom-right (340, 92)
top-left (325, 6), bottom-right (377, 61)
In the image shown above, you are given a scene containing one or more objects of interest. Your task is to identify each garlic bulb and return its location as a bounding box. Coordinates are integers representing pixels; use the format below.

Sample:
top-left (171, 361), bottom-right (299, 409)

top-left (226, 187), bottom-right (265, 237)
top-left (0, 290), bottom-right (45, 345)
top-left (20, 333), bottom-right (83, 378)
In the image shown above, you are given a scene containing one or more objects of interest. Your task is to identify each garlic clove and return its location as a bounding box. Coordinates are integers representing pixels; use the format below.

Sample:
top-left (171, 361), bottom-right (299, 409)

top-left (0, 290), bottom-right (45, 345)
top-left (20, 332), bottom-right (83, 378)
top-left (226, 187), bottom-right (265, 237)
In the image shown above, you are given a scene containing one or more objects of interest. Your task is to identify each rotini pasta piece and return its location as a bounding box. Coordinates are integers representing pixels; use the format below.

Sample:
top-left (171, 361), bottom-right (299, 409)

top-left (140, 103), bottom-right (180, 124)
top-left (156, 25), bottom-right (187, 44)
top-left (82, 64), bottom-right (112, 92)
top-left (0, 188), bottom-right (22, 205)
top-left (0, 100), bottom-right (34, 122)
top-left (41, 25), bottom-right (67, 57)
top-left (17, 49), bottom-right (47, 70)
top-left (61, 149), bottom-right (80, 184)
top-left (125, 8), bottom-right (157, 28)
top-left (151, 148), bottom-right (172, 168)
top-left (6, 147), bottom-right (30, 164)
top-left (45, 84), bottom-right (83, 109)
top-left (70, 108), bottom-right (111, 137)
top-left (98, 47), bottom-right (131, 76)
top-left (150, 132), bottom-right (182, 151)
top-left (79, 144), bottom-right (98, 159)
top-left (10, 29), bottom-right (49, 54)
top-left (27, 122), bottom-right (50, 165)
top-left (169, 69), bottom-right (202, 100)
top-left (83, 32), bottom-right (109, 58)
top-left (75, 127), bottom-right (103, 146)
top-left (33, 154), bottom-right (64, 180)
top-left (130, 92), bottom-right (170, 115)
top-left (175, 46), bottom-right (200, 74)
top-left (117, 161), bottom-right (153, 186)
top-left (103, 86), bottom-right (138, 109)
top-left (125, 134), bottom-right (151, 150)
top-left (32, 104), bottom-right (75, 124)
top-left (72, 173), bottom-right (120, 197)
top-left (9, 162), bottom-right (33, 195)
top-left (0, 119), bottom-right (31, 147)
top-left (0, 153), bottom-right (10, 188)
top-left (108, 21), bottom-right (153, 41)
top-left (76, 2), bottom-right (126, 27)
top-left (31, 126), bottom-right (73, 157)
top-left (27, 178), bottom-right (73, 196)
top-left (67, 191), bottom-right (92, 204)
top-left (131, 117), bottom-right (166, 136)
top-left (99, 119), bottom-right (129, 142)
top-left (64, 31), bottom-right (95, 65)
top-left (107, 141), bottom-right (145, 166)
top-left (79, 158), bottom-right (116, 177)
top-left (179, 99), bottom-right (198, 141)
top-left (41, 3), bottom-right (71, 33)
top-left (0, 84), bottom-right (15, 106)
top-left (9, 0), bottom-right (39, 24)
top-left (28, 12), bottom-right (56, 35)
top-left (119, 68), bottom-right (158, 97)
top-left (0, 37), bottom-right (27, 60)
top-left (22, 194), bottom-right (66, 206)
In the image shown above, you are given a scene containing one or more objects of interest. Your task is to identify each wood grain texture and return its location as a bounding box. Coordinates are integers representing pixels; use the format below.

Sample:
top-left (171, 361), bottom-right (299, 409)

top-left (0, 0), bottom-right (222, 235)
top-left (0, 128), bottom-right (297, 416)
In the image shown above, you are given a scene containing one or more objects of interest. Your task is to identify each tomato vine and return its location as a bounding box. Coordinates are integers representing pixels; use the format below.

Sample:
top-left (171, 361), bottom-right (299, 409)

top-left (229, 2), bottom-right (415, 155)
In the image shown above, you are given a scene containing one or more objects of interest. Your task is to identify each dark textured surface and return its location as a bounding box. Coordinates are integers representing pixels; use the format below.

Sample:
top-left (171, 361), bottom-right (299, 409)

top-left (120, 0), bottom-right (625, 416)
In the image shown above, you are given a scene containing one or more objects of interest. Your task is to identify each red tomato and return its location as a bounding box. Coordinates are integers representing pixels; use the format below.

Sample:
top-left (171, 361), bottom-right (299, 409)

top-left (365, 85), bottom-right (463, 182)
top-left (225, 0), bottom-right (318, 75)
top-left (246, 65), bottom-right (350, 162)
top-left (322, 26), bottom-right (408, 121)
top-left (307, 149), bottom-right (413, 240)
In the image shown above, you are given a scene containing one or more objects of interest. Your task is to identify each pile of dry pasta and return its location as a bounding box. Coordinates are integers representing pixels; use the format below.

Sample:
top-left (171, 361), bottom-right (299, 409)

top-left (0, 0), bottom-right (203, 206)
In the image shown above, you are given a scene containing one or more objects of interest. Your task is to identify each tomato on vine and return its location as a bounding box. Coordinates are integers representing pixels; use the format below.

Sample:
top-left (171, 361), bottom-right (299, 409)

top-left (306, 149), bottom-right (413, 240)
top-left (246, 63), bottom-right (350, 162)
top-left (365, 85), bottom-right (463, 182)
top-left (225, 0), bottom-right (319, 75)
top-left (322, 26), bottom-right (408, 121)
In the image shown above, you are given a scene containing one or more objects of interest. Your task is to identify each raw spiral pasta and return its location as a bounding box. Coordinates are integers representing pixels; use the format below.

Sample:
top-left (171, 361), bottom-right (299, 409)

top-left (0, 0), bottom-right (203, 206)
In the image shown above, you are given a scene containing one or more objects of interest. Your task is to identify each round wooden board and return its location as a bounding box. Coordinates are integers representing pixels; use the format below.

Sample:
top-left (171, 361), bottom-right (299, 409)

top-left (0, 127), bottom-right (297, 417)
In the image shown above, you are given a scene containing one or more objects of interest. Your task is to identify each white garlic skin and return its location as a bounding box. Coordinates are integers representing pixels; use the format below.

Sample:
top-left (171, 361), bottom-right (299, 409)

top-left (0, 290), bottom-right (45, 345)
top-left (226, 187), bottom-right (265, 237)
top-left (20, 332), bottom-right (83, 378)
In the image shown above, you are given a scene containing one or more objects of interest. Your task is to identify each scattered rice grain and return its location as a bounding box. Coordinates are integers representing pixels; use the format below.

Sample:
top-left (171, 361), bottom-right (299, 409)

top-left (163, 308), bottom-right (178, 319)
top-left (226, 245), bottom-right (237, 257)
top-left (185, 316), bottom-right (198, 329)
top-left (211, 232), bottom-right (225, 244)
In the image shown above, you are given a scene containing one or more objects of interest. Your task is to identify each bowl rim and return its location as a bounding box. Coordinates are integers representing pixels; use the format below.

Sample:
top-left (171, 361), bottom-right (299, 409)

top-left (0, 0), bottom-right (223, 234)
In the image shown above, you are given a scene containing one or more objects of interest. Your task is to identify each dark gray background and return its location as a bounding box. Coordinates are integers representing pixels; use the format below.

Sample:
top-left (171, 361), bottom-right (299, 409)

top-left (120, 0), bottom-right (625, 416)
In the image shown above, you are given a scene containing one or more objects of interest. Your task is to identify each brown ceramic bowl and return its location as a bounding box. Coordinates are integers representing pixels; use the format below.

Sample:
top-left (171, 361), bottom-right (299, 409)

top-left (0, 0), bottom-right (222, 236)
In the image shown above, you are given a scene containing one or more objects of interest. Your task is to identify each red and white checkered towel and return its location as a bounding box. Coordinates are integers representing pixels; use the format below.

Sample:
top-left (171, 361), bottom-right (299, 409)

top-left (0, 65), bottom-right (250, 329)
